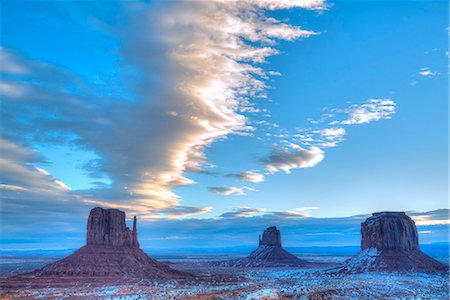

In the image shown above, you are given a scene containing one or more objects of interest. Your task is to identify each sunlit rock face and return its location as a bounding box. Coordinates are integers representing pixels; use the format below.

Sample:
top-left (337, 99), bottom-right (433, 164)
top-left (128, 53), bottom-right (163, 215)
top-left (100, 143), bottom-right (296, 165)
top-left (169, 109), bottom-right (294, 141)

top-left (361, 212), bottom-right (418, 251)
top-left (335, 212), bottom-right (447, 274)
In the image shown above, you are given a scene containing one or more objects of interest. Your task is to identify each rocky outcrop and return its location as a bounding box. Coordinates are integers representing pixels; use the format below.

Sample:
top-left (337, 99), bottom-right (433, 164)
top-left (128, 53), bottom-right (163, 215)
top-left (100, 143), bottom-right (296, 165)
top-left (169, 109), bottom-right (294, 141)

top-left (3, 207), bottom-right (188, 287)
top-left (259, 226), bottom-right (282, 247)
top-left (361, 212), bottom-right (418, 251)
top-left (217, 226), bottom-right (313, 267)
top-left (334, 212), bottom-right (447, 274)
top-left (86, 207), bottom-right (139, 247)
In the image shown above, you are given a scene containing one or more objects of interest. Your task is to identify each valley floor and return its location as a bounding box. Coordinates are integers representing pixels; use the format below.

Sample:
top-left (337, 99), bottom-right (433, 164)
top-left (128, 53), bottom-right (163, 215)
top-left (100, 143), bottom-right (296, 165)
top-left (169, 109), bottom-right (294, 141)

top-left (1, 256), bottom-right (448, 299)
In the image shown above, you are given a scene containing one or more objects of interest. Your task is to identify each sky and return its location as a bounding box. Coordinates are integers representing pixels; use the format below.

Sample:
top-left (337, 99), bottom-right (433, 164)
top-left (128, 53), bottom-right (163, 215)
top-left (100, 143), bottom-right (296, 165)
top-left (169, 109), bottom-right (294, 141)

top-left (0, 0), bottom-right (449, 250)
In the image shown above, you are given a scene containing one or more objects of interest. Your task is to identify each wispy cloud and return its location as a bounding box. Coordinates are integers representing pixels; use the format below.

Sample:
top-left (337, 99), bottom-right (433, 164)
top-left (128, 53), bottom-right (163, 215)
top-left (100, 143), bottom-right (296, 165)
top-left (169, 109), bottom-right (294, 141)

top-left (158, 206), bottom-right (213, 219)
top-left (219, 207), bottom-right (266, 218)
top-left (333, 99), bottom-right (396, 125)
top-left (0, 1), bottom-right (325, 217)
top-left (263, 144), bottom-right (324, 174)
top-left (0, 139), bottom-right (73, 196)
top-left (297, 127), bottom-right (346, 148)
top-left (208, 186), bottom-right (256, 196)
top-left (256, 98), bottom-right (396, 176)
top-left (226, 171), bottom-right (265, 183)
top-left (418, 67), bottom-right (438, 77)
top-left (409, 209), bottom-right (450, 226)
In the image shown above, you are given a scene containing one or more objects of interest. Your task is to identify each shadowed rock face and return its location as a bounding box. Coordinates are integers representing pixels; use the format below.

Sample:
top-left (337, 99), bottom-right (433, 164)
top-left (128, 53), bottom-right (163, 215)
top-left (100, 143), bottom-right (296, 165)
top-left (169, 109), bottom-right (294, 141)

top-left (87, 207), bottom-right (139, 247)
top-left (2, 207), bottom-right (188, 288)
top-left (218, 226), bottom-right (314, 267)
top-left (335, 212), bottom-right (447, 274)
top-left (361, 212), bottom-right (418, 251)
top-left (259, 226), bottom-right (282, 247)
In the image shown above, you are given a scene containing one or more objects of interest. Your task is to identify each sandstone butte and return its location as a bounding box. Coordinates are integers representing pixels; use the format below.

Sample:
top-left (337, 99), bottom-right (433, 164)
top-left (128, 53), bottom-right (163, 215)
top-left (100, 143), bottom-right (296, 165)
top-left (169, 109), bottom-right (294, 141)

top-left (335, 211), bottom-right (447, 274)
top-left (218, 226), bottom-right (315, 267)
top-left (1, 207), bottom-right (189, 289)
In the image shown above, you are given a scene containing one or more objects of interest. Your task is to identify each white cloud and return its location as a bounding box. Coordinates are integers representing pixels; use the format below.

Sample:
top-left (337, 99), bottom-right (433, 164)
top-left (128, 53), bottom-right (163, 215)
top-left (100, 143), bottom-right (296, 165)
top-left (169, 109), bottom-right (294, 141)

top-left (1, 1), bottom-right (325, 217)
top-left (159, 206), bottom-right (213, 219)
top-left (220, 207), bottom-right (266, 218)
top-left (208, 186), bottom-right (247, 196)
top-left (245, 0), bottom-right (327, 10)
top-left (264, 145), bottom-right (324, 174)
top-left (338, 99), bottom-right (396, 125)
top-left (227, 171), bottom-right (265, 183)
top-left (313, 127), bottom-right (345, 148)
top-left (294, 206), bottom-right (320, 212)
top-left (418, 67), bottom-right (437, 77)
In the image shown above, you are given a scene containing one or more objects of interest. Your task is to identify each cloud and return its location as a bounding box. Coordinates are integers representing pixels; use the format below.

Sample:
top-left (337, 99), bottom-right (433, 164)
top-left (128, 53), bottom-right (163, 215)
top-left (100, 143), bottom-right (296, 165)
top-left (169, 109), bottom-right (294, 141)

top-left (0, 47), bottom-right (31, 75)
top-left (219, 206), bottom-right (318, 219)
top-left (310, 127), bottom-right (346, 148)
top-left (261, 98), bottom-right (395, 176)
top-left (409, 209), bottom-right (450, 226)
top-left (209, 186), bottom-right (247, 196)
top-left (263, 145), bottom-right (324, 173)
top-left (268, 210), bottom-right (311, 218)
top-left (0, 139), bottom-right (73, 195)
top-left (226, 171), bottom-right (265, 183)
top-left (158, 206), bottom-right (213, 219)
top-left (418, 67), bottom-right (437, 77)
top-left (1, 0), bottom-right (325, 217)
top-left (294, 206), bottom-right (320, 212)
top-left (0, 184), bottom-right (27, 191)
top-left (0, 139), bottom-right (91, 248)
top-left (219, 207), bottom-right (266, 218)
top-left (1, 207), bottom-right (447, 249)
top-left (336, 99), bottom-right (396, 125)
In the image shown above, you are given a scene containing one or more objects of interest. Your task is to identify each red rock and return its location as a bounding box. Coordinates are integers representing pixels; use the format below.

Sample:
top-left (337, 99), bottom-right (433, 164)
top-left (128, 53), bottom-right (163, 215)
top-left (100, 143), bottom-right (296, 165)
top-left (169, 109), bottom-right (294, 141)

top-left (219, 226), bottom-right (314, 267)
top-left (87, 207), bottom-right (138, 247)
top-left (336, 212), bottom-right (447, 274)
top-left (259, 226), bottom-right (282, 247)
top-left (2, 207), bottom-right (189, 288)
top-left (361, 212), bottom-right (418, 251)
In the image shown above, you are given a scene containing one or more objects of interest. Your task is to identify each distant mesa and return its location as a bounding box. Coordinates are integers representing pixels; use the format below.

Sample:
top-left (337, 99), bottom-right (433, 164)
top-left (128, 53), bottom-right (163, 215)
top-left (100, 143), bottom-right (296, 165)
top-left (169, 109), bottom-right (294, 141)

top-left (218, 226), bottom-right (313, 267)
top-left (3, 207), bottom-right (188, 288)
top-left (334, 211), bottom-right (448, 274)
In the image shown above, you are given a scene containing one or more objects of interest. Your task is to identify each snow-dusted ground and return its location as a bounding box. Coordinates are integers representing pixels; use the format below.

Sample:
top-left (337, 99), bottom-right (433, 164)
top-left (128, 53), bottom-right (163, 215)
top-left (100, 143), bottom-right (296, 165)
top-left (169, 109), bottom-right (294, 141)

top-left (1, 255), bottom-right (448, 299)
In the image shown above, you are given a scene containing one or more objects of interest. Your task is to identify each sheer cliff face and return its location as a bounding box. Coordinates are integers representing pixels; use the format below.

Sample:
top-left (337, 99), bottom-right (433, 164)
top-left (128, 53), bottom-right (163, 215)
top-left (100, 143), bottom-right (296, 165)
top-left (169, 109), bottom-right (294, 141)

top-left (86, 207), bottom-right (139, 247)
top-left (333, 211), bottom-right (447, 274)
top-left (361, 212), bottom-right (419, 251)
top-left (259, 226), bottom-right (282, 247)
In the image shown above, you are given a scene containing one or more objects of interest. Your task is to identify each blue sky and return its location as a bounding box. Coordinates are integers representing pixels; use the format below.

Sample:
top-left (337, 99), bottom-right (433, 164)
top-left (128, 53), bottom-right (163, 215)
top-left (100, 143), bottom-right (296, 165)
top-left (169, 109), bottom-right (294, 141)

top-left (0, 0), bottom-right (448, 249)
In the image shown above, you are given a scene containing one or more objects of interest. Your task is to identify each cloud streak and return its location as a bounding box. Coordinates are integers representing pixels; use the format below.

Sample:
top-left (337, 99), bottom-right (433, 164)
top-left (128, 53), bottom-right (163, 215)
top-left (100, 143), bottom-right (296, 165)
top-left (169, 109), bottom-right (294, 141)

top-left (263, 145), bottom-right (324, 174)
top-left (0, 1), bottom-right (325, 217)
top-left (418, 67), bottom-right (437, 77)
top-left (226, 171), bottom-right (265, 183)
top-left (219, 207), bottom-right (266, 218)
top-left (208, 186), bottom-right (255, 196)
